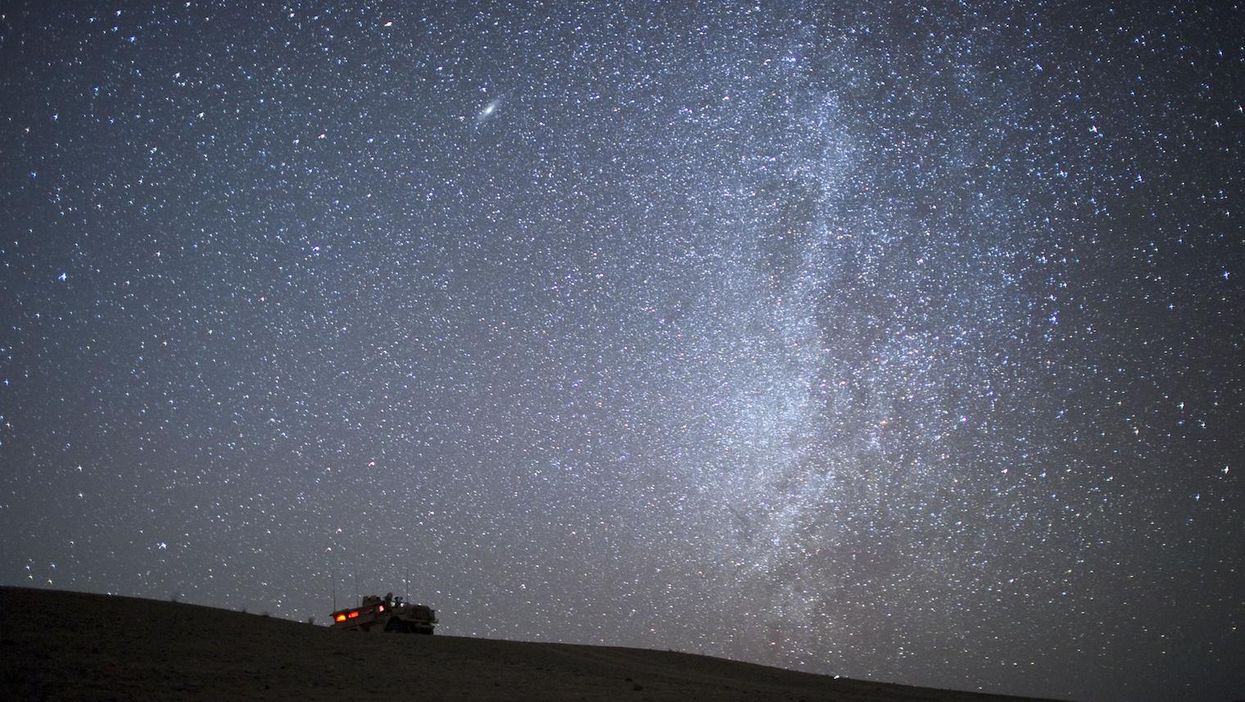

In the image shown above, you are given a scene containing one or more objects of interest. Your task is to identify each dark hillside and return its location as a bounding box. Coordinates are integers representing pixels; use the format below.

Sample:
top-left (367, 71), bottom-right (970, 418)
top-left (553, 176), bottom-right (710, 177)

top-left (0, 587), bottom-right (1054, 701)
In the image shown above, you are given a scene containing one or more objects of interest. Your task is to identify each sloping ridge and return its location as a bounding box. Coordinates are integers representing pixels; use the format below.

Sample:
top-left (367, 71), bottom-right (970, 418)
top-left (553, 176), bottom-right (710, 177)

top-left (0, 586), bottom-right (1054, 701)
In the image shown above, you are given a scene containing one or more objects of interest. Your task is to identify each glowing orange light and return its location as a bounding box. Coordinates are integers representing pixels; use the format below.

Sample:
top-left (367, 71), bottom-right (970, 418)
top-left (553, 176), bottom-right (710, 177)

top-left (334, 613), bottom-right (347, 623)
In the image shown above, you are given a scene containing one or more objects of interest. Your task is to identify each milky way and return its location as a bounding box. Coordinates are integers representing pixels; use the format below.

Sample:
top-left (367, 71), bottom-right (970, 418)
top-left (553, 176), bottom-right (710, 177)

top-left (2, 3), bottom-right (1242, 700)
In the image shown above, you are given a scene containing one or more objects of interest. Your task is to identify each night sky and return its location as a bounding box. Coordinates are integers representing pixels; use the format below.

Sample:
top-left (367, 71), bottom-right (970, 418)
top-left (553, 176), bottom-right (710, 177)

top-left (2, 2), bottom-right (1242, 700)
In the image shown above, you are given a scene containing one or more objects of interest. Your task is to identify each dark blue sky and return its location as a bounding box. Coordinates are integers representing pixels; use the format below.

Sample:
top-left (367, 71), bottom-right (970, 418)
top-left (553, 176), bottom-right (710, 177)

top-left (1, 2), bottom-right (1242, 700)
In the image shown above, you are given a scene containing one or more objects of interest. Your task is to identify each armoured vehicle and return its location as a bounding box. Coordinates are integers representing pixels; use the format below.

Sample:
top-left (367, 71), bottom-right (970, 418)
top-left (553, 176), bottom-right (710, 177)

top-left (330, 593), bottom-right (437, 634)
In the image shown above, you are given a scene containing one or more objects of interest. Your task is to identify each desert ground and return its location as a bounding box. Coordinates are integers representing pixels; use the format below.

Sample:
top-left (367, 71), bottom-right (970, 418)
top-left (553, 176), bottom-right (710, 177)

top-left (0, 586), bottom-right (1054, 701)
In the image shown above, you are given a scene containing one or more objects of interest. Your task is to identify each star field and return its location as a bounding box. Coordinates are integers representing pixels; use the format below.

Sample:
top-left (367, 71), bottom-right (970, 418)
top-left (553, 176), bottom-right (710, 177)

top-left (1, 3), bottom-right (1242, 700)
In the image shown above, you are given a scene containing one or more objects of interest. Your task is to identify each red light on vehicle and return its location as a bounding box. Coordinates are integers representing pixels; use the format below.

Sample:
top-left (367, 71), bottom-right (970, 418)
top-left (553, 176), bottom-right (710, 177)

top-left (334, 613), bottom-right (347, 623)
top-left (347, 610), bottom-right (360, 619)
top-left (378, 605), bottom-right (384, 612)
